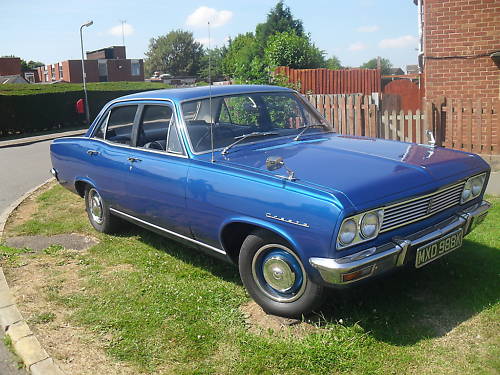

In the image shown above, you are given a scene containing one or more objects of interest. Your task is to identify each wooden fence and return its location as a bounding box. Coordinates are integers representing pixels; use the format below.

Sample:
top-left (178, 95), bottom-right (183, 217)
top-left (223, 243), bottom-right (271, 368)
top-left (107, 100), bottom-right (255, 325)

top-left (306, 94), bottom-right (379, 137)
top-left (439, 99), bottom-right (499, 155)
top-left (278, 66), bottom-right (381, 95)
top-left (306, 94), bottom-right (499, 154)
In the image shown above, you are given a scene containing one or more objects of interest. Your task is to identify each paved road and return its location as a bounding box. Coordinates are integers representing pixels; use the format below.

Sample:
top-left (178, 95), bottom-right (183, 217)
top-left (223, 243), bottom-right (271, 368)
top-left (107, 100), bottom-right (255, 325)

top-left (0, 140), bottom-right (51, 375)
top-left (0, 140), bottom-right (52, 213)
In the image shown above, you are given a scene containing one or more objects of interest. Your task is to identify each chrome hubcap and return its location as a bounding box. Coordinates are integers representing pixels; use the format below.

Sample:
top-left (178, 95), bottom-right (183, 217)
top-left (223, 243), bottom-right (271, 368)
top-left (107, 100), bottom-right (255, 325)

top-left (251, 244), bottom-right (307, 303)
top-left (262, 257), bottom-right (296, 292)
top-left (89, 189), bottom-right (103, 224)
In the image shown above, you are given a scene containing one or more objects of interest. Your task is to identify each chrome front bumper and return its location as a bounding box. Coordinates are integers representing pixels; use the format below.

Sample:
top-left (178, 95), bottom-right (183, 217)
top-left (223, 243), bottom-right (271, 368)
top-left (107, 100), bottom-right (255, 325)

top-left (309, 200), bottom-right (491, 285)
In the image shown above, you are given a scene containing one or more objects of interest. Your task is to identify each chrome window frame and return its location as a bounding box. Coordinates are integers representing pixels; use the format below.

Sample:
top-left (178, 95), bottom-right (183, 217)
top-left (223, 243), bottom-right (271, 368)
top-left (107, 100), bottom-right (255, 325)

top-left (88, 98), bottom-right (188, 159)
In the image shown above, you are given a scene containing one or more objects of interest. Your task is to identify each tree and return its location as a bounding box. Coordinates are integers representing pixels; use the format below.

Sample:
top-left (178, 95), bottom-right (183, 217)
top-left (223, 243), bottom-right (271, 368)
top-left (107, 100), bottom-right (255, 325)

top-left (222, 33), bottom-right (268, 83)
top-left (264, 31), bottom-right (325, 70)
top-left (361, 57), bottom-right (393, 75)
top-left (198, 46), bottom-right (227, 82)
top-left (325, 56), bottom-right (342, 70)
top-left (144, 30), bottom-right (204, 77)
top-left (21, 60), bottom-right (44, 71)
top-left (255, 1), bottom-right (304, 46)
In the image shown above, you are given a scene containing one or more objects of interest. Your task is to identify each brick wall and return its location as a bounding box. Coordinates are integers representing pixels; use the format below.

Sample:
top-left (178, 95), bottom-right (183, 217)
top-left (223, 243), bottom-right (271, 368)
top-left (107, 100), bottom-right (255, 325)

top-left (0, 57), bottom-right (21, 76)
top-left (423, 0), bottom-right (500, 101)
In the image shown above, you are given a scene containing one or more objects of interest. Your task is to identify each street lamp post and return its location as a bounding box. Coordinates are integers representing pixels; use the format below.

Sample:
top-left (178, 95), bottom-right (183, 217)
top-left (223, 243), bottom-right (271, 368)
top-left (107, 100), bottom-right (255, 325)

top-left (80, 20), bottom-right (93, 125)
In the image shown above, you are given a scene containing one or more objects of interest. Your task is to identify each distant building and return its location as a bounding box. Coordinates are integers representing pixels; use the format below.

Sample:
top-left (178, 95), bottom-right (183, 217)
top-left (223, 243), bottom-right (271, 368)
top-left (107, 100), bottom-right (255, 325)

top-left (406, 65), bottom-right (419, 75)
top-left (36, 46), bottom-right (144, 83)
top-left (386, 68), bottom-right (405, 76)
top-left (0, 57), bottom-right (21, 76)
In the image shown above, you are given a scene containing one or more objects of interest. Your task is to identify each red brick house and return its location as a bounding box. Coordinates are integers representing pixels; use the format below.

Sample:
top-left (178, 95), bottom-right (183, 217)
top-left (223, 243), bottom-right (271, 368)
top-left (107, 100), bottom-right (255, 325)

top-left (0, 57), bottom-right (21, 76)
top-left (414, 0), bottom-right (499, 102)
top-left (414, 0), bottom-right (499, 155)
top-left (37, 46), bottom-right (144, 83)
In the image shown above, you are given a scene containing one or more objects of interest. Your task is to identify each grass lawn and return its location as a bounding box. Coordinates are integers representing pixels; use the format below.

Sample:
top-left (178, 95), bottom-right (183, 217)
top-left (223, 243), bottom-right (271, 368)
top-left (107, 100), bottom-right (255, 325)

top-left (1, 185), bottom-right (499, 375)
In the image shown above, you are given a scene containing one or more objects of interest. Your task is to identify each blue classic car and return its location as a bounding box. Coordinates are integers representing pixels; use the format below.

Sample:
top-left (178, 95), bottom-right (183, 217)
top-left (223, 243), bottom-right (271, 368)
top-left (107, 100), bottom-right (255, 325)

top-left (50, 85), bottom-right (491, 317)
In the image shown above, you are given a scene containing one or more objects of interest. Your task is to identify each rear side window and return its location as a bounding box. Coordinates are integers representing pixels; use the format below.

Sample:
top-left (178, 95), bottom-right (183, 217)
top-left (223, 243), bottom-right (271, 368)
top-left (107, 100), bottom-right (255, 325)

top-left (104, 105), bottom-right (137, 145)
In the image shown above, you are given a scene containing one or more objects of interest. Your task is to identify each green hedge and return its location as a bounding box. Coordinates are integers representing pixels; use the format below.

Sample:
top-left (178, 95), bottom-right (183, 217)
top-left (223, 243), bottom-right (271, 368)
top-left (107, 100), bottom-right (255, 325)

top-left (0, 82), bottom-right (170, 138)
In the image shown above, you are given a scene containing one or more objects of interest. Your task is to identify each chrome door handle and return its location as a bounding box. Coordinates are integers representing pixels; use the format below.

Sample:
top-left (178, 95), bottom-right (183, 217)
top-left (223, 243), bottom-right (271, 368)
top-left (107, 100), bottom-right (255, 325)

top-left (87, 149), bottom-right (99, 156)
top-left (127, 157), bottom-right (142, 163)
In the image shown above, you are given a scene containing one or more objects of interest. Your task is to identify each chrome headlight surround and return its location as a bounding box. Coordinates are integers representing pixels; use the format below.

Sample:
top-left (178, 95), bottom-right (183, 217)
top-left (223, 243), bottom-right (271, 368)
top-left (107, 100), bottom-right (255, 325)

top-left (461, 173), bottom-right (486, 204)
top-left (337, 209), bottom-right (384, 250)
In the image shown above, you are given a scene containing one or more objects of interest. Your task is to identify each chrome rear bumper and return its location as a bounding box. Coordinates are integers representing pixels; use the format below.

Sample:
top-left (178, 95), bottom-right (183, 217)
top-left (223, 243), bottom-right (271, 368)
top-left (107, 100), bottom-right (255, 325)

top-left (309, 200), bottom-right (490, 285)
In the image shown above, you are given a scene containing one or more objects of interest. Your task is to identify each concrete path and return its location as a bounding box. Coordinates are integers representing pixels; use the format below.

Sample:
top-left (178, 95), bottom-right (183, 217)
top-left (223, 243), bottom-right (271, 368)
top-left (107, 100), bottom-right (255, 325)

top-left (0, 138), bottom-right (56, 375)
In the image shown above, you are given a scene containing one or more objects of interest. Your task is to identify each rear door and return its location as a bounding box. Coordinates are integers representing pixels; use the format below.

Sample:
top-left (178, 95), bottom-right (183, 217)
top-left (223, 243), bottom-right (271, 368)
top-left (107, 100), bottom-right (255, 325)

top-left (86, 103), bottom-right (139, 210)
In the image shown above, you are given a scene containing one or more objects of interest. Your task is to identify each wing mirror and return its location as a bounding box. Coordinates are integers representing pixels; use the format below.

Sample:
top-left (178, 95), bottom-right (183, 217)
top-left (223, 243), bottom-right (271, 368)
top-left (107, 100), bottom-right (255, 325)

top-left (266, 156), bottom-right (296, 181)
top-left (266, 156), bottom-right (284, 171)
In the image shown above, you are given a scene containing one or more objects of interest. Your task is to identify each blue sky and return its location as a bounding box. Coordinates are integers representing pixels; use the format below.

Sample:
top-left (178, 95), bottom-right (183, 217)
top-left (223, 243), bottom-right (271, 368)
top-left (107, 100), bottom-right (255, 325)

top-left (0, 0), bottom-right (418, 69)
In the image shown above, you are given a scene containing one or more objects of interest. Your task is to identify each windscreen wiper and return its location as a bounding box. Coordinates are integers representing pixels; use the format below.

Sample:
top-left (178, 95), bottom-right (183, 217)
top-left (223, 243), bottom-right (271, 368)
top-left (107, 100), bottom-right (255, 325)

top-left (221, 131), bottom-right (278, 155)
top-left (294, 124), bottom-right (329, 141)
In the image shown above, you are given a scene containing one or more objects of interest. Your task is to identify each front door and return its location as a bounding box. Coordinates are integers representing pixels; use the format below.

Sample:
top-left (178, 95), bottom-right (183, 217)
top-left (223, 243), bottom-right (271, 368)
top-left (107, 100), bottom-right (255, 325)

top-left (124, 103), bottom-right (191, 236)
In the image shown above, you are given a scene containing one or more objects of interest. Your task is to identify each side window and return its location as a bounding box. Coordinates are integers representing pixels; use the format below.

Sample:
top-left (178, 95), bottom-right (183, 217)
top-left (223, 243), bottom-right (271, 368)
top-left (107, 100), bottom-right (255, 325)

top-left (106, 105), bottom-right (137, 145)
top-left (137, 105), bottom-right (172, 150)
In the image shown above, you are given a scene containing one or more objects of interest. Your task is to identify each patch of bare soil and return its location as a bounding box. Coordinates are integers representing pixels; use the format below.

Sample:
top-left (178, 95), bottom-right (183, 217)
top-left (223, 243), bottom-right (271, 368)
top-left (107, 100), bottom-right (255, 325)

top-left (5, 234), bottom-right (98, 252)
top-left (240, 301), bottom-right (316, 337)
top-left (4, 180), bottom-right (56, 233)
top-left (4, 253), bottom-right (144, 375)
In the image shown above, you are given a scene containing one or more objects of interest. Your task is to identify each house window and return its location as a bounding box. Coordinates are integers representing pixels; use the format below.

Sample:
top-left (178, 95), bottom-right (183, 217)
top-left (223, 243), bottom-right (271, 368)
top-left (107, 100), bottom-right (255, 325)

top-left (59, 65), bottom-right (63, 79)
top-left (25, 72), bottom-right (35, 83)
top-left (98, 59), bottom-right (108, 82)
top-left (51, 65), bottom-right (56, 81)
top-left (131, 60), bottom-right (140, 76)
top-left (44, 70), bottom-right (48, 82)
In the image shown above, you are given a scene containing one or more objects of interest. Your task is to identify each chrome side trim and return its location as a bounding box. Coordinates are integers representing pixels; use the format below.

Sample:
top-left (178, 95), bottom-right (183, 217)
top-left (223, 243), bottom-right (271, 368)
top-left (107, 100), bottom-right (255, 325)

top-left (109, 208), bottom-right (226, 255)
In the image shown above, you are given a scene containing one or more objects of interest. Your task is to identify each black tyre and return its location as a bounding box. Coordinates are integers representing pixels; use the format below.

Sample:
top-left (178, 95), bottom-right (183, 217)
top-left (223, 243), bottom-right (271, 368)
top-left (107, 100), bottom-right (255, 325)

top-left (84, 186), bottom-right (120, 234)
top-left (239, 230), bottom-right (324, 317)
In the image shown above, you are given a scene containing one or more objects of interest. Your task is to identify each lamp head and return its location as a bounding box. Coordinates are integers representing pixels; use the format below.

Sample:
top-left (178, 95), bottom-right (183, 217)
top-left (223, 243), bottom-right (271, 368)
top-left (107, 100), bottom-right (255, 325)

top-left (82, 20), bottom-right (93, 28)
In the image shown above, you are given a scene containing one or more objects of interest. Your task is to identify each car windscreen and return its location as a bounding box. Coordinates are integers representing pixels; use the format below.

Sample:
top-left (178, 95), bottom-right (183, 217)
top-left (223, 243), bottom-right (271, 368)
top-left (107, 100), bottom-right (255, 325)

top-left (181, 92), bottom-right (329, 153)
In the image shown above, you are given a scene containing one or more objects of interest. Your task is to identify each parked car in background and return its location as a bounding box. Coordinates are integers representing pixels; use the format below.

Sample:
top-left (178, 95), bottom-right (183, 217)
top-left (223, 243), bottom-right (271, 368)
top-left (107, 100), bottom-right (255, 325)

top-left (50, 85), bottom-right (491, 317)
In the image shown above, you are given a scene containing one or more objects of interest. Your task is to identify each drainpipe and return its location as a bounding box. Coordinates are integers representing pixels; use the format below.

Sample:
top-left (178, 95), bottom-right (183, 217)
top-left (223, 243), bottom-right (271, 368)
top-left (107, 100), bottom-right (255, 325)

top-left (417, 0), bottom-right (424, 72)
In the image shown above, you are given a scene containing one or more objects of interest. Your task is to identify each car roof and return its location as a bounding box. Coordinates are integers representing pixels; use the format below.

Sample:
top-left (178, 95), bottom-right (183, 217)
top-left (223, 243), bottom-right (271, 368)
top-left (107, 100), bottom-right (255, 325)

top-left (113, 84), bottom-right (294, 103)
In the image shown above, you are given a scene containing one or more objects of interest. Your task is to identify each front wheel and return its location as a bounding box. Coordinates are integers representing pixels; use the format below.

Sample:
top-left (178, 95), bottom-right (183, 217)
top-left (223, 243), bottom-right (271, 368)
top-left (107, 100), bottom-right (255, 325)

top-left (239, 230), bottom-right (324, 317)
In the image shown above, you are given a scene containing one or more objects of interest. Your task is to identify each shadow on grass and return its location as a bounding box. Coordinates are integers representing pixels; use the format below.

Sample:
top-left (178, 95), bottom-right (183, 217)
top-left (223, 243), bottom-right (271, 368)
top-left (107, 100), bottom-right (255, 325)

top-left (114, 224), bottom-right (499, 347)
top-left (319, 238), bottom-right (500, 346)
top-left (117, 224), bottom-right (242, 285)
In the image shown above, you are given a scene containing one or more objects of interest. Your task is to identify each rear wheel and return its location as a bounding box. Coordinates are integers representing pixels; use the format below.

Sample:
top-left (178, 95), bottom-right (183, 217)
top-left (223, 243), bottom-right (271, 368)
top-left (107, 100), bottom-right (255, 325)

top-left (239, 230), bottom-right (324, 317)
top-left (84, 186), bottom-right (120, 234)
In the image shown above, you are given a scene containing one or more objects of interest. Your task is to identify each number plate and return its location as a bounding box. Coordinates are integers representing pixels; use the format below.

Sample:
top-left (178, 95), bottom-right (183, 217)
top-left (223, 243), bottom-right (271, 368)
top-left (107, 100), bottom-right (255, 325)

top-left (415, 229), bottom-right (463, 268)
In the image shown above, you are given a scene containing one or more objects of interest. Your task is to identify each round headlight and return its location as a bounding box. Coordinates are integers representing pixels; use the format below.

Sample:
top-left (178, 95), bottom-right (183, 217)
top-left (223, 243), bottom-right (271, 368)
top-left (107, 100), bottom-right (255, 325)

top-left (471, 177), bottom-right (483, 196)
top-left (339, 219), bottom-right (357, 245)
top-left (361, 212), bottom-right (379, 238)
top-left (461, 180), bottom-right (472, 202)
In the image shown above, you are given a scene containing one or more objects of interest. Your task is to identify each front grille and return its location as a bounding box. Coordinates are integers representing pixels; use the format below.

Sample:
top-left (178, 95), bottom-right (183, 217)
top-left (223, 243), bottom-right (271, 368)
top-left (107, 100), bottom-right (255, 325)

top-left (380, 182), bottom-right (465, 232)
